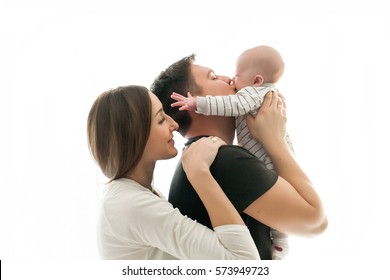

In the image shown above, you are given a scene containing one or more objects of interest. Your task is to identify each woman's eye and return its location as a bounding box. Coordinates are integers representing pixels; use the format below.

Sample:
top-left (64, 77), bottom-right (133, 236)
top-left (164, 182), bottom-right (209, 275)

top-left (158, 117), bottom-right (165, 124)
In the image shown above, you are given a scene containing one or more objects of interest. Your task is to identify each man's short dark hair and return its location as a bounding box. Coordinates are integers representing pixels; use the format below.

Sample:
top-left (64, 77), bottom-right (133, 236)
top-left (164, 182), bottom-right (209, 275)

top-left (151, 54), bottom-right (201, 136)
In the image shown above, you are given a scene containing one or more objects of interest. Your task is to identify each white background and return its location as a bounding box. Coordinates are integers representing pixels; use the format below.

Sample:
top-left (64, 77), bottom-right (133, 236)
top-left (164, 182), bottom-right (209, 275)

top-left (1, 0), bottom-right (390, 277)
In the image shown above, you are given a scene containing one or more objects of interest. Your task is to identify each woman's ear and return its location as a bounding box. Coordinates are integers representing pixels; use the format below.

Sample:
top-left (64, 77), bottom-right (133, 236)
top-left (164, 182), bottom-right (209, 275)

top-left (254, 75), bottom-right (264, 86)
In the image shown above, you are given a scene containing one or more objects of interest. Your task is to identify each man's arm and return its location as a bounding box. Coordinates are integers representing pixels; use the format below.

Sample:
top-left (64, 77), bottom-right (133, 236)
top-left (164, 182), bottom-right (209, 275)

top-left (244, 91), bottom-right (327, 237)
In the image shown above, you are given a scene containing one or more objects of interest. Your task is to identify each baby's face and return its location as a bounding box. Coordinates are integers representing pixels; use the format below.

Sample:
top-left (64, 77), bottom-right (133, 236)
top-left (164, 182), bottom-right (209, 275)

top-left (233, 55), bottom-right (256, 91)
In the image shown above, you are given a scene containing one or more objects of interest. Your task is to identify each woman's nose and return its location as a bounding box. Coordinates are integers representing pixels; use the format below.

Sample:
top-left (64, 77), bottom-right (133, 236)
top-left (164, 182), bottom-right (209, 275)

top-left (170, 117), bottom-right (179, 131)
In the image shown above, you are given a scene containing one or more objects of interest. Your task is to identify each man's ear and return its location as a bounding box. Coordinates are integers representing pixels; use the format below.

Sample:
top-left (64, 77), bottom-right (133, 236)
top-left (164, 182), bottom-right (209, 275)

top-left (254, 75), bottom-right (264, 86)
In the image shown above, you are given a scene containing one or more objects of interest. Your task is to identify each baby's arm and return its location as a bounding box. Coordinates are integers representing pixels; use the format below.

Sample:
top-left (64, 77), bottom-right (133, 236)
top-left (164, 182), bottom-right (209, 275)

top-left (171, 86), bottom-right (270, 116)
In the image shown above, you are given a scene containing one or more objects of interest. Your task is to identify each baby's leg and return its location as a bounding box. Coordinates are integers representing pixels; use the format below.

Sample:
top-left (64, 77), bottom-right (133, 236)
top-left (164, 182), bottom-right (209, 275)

top-left (271, 229), bottom-right (289, 260)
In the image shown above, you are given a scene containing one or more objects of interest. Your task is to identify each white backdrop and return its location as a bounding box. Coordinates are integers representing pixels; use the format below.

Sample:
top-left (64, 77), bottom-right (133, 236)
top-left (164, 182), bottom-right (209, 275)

top-left (1, 0), bottom-right (390, 274)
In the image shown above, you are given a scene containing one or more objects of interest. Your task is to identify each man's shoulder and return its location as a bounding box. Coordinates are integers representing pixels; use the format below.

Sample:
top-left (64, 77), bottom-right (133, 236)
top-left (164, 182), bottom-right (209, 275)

top-left (214, 145), bottom-right (272, 172)
top-left (219, 144), bottom-right (249, 151)
top-left (211, 145), bottom-right (277, 185)
top-left (217, 145), bottom-right (254, 158)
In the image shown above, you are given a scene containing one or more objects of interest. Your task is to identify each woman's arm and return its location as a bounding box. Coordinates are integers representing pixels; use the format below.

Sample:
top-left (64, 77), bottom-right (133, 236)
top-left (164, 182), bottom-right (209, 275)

top-left (127, 191), bottom-right (260, 259)
top-left (244, 91), bottom-right (328, 236)
top-left (129, 137), bottom-right (260, 259)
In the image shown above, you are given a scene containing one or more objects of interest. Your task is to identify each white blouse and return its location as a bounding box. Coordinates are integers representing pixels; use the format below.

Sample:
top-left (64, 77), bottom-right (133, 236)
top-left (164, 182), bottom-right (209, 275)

top-left (97, 178), bottom-right (260, 260)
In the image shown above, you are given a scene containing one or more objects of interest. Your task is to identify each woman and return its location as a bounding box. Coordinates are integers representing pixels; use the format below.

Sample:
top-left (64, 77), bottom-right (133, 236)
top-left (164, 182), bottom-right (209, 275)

top-left (87, 85), bottom-right (260, 259)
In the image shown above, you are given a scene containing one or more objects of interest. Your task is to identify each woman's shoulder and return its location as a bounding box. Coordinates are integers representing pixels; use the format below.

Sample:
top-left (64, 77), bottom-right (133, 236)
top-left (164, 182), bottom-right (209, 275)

top-left (103, 179), bottom-right (160, 208)
top-left (105, 178), bottom-right (145, 196)
top-left (102, 178), bottom-right (168, 221)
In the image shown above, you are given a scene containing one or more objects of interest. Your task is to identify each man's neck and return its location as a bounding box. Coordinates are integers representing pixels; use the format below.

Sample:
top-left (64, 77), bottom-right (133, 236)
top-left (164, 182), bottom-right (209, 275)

top-left (185, 113), bottom-right (235, 144)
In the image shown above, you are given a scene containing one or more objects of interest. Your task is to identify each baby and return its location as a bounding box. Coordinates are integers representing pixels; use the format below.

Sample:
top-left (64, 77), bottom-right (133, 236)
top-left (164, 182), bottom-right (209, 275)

top-left (171, 45), bottom-right (293, 260)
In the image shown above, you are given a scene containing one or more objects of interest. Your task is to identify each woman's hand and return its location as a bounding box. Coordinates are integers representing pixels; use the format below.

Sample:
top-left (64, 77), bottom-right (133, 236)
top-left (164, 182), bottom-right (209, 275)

top-left (245, 90), bottom-right (287, 149)
top-left (181, 136), bottom-right (226, 178)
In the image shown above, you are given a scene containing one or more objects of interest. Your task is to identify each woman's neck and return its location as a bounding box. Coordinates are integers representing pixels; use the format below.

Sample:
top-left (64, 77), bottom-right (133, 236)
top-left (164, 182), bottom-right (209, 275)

top-left (126, 162), bottom-right (155, 191)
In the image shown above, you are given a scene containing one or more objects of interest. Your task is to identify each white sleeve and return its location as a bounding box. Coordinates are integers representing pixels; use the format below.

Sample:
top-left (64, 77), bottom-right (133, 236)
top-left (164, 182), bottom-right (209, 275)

top-left (124, 191), bottom-right (260, 260)
top-left (196, 86), bottom-right (270, 116)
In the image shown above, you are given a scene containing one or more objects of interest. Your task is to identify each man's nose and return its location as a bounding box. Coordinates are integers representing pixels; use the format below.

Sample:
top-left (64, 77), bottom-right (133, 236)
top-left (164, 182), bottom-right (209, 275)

top-left (218, 75), bottom-right (232, 84)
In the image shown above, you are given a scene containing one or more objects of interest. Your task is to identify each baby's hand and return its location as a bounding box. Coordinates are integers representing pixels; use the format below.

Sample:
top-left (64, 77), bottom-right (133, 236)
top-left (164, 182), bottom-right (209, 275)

top-left (171, 92), bottom-right (197, 111)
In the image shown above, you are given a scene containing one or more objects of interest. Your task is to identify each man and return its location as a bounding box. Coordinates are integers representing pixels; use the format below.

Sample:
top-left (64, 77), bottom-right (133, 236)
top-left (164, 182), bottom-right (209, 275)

top-left (151, 54), bottom-right (327, 259)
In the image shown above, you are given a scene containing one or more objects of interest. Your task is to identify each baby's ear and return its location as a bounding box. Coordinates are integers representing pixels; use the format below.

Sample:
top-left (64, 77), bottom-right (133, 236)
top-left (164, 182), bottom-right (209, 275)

top-left (254, 75), bottom-right (264, 86)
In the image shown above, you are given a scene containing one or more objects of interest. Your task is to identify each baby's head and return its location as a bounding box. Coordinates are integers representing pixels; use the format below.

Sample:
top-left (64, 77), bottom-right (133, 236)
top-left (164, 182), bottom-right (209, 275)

top-left (233, 45), bottom-right (285, 90)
